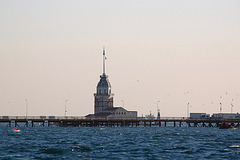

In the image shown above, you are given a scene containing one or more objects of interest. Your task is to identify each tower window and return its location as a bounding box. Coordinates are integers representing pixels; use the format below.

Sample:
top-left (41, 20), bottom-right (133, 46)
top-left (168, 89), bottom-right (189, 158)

top-left (104, 89), bottom-right (107, 94)
top-left (99, 89), bottom-right (102, 94)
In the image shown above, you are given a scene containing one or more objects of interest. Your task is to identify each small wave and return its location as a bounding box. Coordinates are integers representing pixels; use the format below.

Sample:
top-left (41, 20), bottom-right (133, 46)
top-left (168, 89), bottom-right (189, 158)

top-left (57, 140), bottom-right (66, 144)
top-left (77, 155), bottom-right (87, 158)
top-left (220, 149), bottom-right (229, 152)
top-left (184, 150), bottom-right (194, 154)
top-left (173, 146), bottom-right (188, 150)
top-left (229, 145), bottom-right (240, 148)
top-left (72, 146), bottom-right (91, 152)
top-left (41, 148), bottom-right (64, 154)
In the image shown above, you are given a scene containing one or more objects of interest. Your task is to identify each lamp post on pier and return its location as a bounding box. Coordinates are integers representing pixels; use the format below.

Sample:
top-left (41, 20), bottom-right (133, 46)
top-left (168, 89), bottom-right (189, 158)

top-left (220, 102), bottom-right (222, 113)
top-left (157, 101), bottom-right (160, 120)
top-left (25, 99), bottom-right (28, 119)
top-left (65, 100), bottom-right (68, 118)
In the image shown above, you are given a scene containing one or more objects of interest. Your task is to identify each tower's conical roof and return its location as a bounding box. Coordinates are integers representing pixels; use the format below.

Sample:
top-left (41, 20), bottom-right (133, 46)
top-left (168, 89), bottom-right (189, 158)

top-left (97, 74), bottom-right (111, 88)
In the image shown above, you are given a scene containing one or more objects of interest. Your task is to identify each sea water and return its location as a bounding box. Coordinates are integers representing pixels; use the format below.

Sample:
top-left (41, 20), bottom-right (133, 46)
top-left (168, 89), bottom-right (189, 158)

top-left (1, 127), bottom-right (240, 159)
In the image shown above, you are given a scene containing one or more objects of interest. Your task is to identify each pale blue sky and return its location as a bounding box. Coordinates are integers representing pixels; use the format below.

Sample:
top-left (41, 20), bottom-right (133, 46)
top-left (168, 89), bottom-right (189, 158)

top-left (0, 0), bottom-right (240, 117)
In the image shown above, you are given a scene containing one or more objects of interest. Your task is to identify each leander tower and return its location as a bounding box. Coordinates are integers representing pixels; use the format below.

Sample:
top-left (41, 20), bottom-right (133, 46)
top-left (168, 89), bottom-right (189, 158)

top-left (94, 48), bottom-right (114, 114)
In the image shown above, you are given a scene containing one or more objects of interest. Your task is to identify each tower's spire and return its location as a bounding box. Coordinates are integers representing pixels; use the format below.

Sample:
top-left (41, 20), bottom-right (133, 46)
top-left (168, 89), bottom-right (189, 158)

top-left (103, 47), bottom-right (106, 75)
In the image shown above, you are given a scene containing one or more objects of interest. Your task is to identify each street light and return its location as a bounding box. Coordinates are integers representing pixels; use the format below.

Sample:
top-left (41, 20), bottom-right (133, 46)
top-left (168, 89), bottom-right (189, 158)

top-left (65, 100), bottom-right (68, 118)
top-left (187, 103), bottom-right (193, 118)
top-left (157, 101), bottom-right (160, 120)
top-left (219, 102), bottom-right (223, 119)
top-left (220, 102), bottom-right (222, 113)
top-left (121, 100), bottom-right (124, 107)
top-left (25, 99), bottom-right (28, 119)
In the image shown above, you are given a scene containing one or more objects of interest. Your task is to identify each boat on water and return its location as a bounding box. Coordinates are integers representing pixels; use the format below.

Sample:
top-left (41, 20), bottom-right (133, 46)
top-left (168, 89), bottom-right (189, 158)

top-left (219, 123), bottom-right (233, 129)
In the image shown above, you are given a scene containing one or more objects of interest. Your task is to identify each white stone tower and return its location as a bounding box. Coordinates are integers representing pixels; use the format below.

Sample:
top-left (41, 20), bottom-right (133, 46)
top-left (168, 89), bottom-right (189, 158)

top-left (94, 48), bottom-right (114, 114)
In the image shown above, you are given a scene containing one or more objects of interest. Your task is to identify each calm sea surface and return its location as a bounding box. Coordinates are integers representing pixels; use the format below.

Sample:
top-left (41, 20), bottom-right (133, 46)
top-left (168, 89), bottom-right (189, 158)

top-left (1, 127), bottom-right (240, 159)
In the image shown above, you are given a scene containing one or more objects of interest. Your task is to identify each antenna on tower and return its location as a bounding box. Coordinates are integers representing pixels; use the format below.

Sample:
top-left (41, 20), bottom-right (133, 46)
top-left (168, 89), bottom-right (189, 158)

top-left (103, 47), bottom-right (106, 75)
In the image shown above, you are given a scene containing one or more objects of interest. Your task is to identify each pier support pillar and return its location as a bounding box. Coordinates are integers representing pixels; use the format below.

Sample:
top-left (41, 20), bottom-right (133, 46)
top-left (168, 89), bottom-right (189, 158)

top-left (202, 122), bottom-right (205, 127)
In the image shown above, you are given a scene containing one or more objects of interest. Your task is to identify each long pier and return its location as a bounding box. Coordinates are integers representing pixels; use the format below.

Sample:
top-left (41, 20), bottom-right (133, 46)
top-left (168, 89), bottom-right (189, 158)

top-left (1, 116), bottom-right (240, 128)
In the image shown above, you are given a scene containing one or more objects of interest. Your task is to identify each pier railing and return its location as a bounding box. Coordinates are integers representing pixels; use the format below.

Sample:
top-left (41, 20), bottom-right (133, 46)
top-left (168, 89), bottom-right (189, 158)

top-left (0, 116), bottom-right (187, 120)
top-left (0, 116), bottom-right (86, 120)
top-left (1, 116), bottom-right (240, 121)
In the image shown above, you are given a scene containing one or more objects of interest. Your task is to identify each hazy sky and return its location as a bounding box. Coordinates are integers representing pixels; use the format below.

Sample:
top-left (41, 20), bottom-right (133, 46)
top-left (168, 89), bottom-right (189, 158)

top-left (1, 0), bottom-right (240, 117)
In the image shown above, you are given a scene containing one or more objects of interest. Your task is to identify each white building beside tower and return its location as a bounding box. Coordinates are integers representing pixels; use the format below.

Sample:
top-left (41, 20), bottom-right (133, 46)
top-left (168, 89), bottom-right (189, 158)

top-left (88, 48), bottom-right (137, 119)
